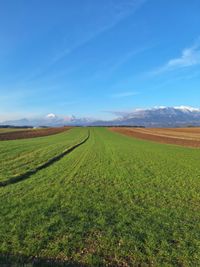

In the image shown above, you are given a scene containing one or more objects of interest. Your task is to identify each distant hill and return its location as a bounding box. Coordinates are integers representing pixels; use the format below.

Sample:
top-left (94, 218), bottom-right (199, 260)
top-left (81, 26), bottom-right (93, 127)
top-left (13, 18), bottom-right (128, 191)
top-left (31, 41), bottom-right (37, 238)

top-left (93, 106), bottom-right (200, 127)
top-left (1, 106), bottom-right (200, 127)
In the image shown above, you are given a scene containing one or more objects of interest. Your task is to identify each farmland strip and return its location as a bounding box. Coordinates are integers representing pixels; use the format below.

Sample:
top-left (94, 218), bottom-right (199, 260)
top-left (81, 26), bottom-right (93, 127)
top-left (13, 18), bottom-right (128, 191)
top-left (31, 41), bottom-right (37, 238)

top-left (110, 127), bottom-right (200, 148)
top-left (0, 130), bottom-right (90, 187)
top-left (0, 127), bottom-right (71, 141)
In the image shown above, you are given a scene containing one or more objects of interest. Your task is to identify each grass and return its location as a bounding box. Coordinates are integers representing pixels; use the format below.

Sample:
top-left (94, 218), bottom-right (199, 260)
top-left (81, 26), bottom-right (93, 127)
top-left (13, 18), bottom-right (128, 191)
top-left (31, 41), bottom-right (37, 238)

top-left (0, 127), bottom-right (88, 182)
top-left (0, 127), bottom-right (200, 266)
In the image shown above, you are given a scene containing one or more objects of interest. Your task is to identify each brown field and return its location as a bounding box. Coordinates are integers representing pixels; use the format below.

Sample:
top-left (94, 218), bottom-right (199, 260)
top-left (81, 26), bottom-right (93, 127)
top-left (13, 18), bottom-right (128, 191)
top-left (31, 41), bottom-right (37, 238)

top-left (0, 127), bottom-right (71, 141)
top-left (0, 128), bottom-right (31, 133)
top-left (110, 127), bottom-right (200, 148)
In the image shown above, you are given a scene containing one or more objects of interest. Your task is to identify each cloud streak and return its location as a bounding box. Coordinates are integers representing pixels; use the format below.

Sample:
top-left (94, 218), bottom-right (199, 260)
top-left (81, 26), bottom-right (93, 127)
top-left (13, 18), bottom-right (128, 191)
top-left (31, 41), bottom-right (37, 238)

top-left (151, 39), bottom-right (200, 75)
top-left (111, 91), bottom-right (139, 98)
top-left (51, 0), bottom-right (147, 64)
top-left (23, 0), bottom-right (147, 83)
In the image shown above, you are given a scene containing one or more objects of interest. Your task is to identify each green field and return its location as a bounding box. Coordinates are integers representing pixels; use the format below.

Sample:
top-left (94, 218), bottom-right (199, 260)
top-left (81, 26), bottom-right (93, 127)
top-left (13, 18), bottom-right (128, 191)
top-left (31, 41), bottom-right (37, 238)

top-left (0, 127), bottom-right (200, 266)
top-left (0, 127), bottom-right (88, 182)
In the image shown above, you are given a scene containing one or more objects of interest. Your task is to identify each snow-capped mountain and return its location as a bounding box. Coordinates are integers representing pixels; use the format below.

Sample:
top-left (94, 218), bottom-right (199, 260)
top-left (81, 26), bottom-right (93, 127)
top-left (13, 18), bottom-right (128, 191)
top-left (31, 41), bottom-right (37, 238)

top-left (1, 107), bottom-right (200, 127)
top-left (92, 106), bottom-right (200, 127)
top-left (109, 106), bottom-right (200, 127)
top-left (46, 113), bottom-right (57, 119)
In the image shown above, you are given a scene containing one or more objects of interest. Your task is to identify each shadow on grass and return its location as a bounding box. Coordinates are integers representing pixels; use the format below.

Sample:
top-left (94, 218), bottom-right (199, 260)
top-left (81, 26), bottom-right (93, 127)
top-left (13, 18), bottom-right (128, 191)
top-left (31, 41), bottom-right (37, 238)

top-left (0, 254), bottom-right (91, 267)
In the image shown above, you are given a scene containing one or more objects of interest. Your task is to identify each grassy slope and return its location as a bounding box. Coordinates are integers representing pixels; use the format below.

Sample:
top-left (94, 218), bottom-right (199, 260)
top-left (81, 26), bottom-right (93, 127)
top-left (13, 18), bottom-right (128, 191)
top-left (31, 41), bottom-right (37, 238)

top-left (0, 128), bottom-right (200, 266)
top-left (0, 127), bottom-right (88, 182)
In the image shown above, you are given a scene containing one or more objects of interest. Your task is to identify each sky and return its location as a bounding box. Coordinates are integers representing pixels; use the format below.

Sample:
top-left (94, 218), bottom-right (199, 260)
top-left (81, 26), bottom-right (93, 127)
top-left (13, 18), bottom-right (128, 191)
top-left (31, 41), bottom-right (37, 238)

top-left (0, 0), bottom-right (200, 121)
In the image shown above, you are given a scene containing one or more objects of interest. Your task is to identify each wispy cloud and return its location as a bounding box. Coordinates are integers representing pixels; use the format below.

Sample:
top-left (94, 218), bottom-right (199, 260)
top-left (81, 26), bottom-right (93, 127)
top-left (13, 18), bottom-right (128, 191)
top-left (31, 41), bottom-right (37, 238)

top-left (21, 1), bottom-right (146, 83)
top-left (111, 91), bottom-right (139, 98)
top-left (50, 0), bottom-right (147, 65)
top-left (151, 39), bottom-right (200, 75)
top-left (19, 0), bottom-right (148, 84)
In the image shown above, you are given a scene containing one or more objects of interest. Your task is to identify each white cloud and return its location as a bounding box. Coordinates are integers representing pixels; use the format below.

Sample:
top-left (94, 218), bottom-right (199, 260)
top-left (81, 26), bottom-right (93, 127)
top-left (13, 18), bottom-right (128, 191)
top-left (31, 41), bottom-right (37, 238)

top-left (111, 91), bottom-right (139, 98)
top-left (152, 39), bottom-right (200, 75)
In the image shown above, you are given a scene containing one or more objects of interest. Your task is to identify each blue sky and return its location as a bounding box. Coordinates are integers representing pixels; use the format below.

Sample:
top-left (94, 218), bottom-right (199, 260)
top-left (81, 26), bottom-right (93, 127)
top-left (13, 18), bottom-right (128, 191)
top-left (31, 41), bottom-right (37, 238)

top-left (0, 0), bottom-right (200, 121)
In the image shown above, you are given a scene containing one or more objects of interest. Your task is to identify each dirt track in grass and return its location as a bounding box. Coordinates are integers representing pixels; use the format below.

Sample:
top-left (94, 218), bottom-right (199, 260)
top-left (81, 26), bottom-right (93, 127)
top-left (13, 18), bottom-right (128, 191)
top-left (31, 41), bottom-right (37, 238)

top-left (110, 127), bottom-right (200, 148)
top-left (0, 127), bottom-right (71, 141)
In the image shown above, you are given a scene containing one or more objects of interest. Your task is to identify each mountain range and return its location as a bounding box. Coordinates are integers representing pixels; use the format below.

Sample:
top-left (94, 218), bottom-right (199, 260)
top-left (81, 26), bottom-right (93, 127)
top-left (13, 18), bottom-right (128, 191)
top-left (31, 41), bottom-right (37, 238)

top-left (1, 106), bottom-right (200, 127)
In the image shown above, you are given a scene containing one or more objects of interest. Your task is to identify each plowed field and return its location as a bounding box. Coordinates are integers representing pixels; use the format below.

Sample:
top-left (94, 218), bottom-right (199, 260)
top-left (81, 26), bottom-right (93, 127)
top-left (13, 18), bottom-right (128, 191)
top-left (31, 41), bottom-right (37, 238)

top-left (0, 127), bottom-right (71, 141)
top-left (111, 127), bottom-right (200, 148)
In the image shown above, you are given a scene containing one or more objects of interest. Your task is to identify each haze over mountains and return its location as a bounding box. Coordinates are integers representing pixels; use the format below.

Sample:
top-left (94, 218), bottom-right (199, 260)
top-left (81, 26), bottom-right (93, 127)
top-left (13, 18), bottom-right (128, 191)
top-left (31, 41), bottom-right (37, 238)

top-left (1, 106), bottom-right (200, 128)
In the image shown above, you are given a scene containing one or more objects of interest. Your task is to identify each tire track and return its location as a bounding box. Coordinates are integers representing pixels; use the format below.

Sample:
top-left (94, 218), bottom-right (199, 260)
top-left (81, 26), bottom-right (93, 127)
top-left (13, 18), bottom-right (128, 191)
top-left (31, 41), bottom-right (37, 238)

top-left (0, 130), bottom-right (90, 187)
